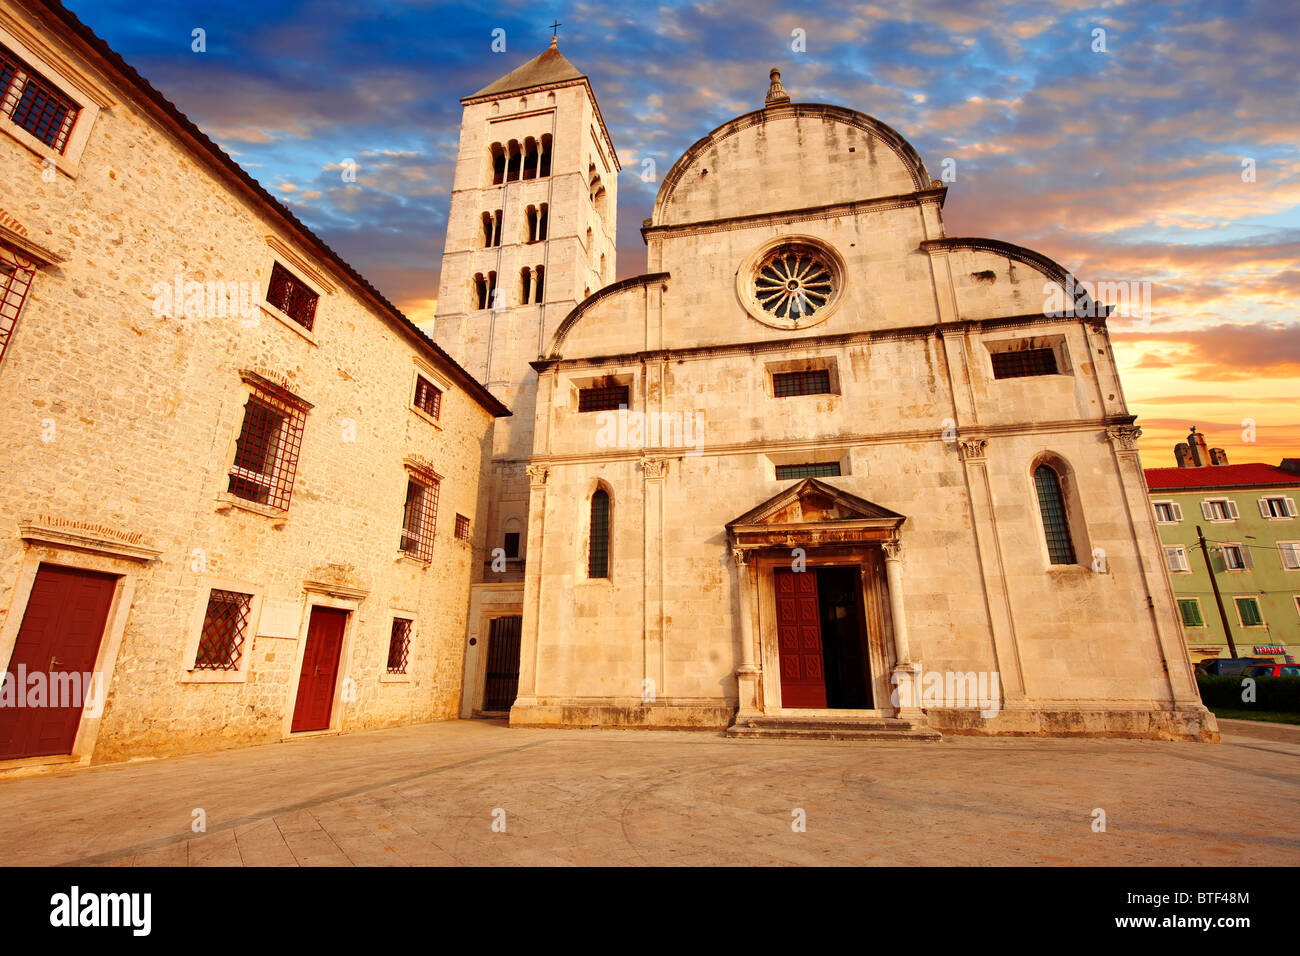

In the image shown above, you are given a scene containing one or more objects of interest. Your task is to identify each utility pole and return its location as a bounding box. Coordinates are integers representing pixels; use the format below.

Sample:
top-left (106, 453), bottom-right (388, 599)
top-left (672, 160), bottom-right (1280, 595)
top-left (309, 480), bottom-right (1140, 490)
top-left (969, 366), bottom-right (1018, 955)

top-left (1197, 524), bottom-right (1238, 657)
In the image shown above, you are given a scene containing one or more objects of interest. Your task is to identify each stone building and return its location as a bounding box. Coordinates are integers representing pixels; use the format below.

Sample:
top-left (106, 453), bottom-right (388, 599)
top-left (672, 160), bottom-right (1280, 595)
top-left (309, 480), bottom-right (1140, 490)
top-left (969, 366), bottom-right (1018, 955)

top-left (0, 0), bottom-right (507, 768)
top-left (1145, 428), bottom-right (1299, 666)
top-left (435, 51), bottom-right (1217, 741)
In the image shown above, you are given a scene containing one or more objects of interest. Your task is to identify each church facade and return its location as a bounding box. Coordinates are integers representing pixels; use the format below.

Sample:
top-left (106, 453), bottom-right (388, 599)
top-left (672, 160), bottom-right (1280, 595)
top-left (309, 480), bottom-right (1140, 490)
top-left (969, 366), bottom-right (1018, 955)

top-left (434, 49), bottom-right (1217, 741)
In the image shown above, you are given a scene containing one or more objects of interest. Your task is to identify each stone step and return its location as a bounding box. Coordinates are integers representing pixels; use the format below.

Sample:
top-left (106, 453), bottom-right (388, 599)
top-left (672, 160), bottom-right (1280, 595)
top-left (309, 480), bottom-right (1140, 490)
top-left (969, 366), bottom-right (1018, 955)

top-left (726, 716), bottom-right (942, 742)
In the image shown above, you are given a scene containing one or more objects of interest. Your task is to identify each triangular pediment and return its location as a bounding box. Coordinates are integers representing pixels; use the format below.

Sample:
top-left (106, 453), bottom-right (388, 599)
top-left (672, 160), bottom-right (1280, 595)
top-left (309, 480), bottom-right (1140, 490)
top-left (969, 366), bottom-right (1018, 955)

top-left (726, 478), bottom-right (904, 531)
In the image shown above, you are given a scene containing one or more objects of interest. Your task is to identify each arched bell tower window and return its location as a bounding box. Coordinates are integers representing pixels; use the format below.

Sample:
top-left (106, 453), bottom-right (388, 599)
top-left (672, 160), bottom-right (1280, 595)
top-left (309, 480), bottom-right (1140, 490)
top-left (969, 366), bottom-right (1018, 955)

top-left (539, 134), bottom-right (552, 178)
top-left (588, 488), bottom-right (610, 578)
top-left (1033, 464), bottom-right (1076, 565)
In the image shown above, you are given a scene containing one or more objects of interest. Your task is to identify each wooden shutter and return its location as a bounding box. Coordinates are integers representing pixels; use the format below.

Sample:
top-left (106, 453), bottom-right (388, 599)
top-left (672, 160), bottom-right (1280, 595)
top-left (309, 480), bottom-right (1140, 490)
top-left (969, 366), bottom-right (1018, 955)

top-left (1287, 498), bottom-right (1298, 517)
top-left (1201, 500), bottom-right (1213, 520)
top-left (1171, 502), bottom-right (1183, 521)
top-left (1259, 498), bottom-right (1272, 518)
top-left (1227, 499), bottom-right (1240, 519)
top-left (1241, 545), bottom-right (1254, 569)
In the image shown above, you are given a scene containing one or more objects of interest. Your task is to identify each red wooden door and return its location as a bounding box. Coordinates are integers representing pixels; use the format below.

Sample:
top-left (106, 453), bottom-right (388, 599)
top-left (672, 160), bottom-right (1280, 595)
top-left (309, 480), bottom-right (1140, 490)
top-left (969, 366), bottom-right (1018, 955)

top-left (775, 568), bottom-right (826, 708)
top-left (0, 564), bottom-right (117, 760)
top-left (291, 607), bottom-right (347, 732)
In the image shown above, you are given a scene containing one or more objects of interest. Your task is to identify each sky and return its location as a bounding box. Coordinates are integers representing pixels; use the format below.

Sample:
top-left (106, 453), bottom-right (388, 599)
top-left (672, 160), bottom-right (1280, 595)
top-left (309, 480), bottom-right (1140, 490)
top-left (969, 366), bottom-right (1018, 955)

top-left (63, 0), bottom-right (1300, 465)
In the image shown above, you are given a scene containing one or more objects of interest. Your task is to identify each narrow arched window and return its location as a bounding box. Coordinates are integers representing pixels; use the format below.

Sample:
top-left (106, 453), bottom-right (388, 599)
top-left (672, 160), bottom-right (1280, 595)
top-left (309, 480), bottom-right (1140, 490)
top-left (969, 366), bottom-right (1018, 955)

top-left (1033, 465), bottom-right (1076, 564)
top-left (487, 271), bottom-right (497, 310)
top-left (588, 489), bottom-right (610, 578)
top-left (523, 137), bottom-right (538, 180)
top-left (520, 268), bottom-right (532, 305)
top-left (534, 265), bottom-right (544, 303)
top-left (482, 212), bottom-right (494, 248)
top-left (473, 273), bottom-right (487, 310)
top-left (506, 140), bottom-right (521, 181)
top-left (490, 143), bottom-right (505, 185)
top-left (539, 135), bottom-right (552, 177)
top-left (538, 203), bottom-right (549, 240)
top-left (526, 205), bottom-right (538, 243)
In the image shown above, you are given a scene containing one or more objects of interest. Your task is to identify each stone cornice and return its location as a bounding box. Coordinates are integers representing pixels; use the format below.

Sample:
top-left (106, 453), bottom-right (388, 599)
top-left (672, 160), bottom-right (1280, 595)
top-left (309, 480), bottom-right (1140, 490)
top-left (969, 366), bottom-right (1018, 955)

top-left (19, 519), bottom-right (161, 563)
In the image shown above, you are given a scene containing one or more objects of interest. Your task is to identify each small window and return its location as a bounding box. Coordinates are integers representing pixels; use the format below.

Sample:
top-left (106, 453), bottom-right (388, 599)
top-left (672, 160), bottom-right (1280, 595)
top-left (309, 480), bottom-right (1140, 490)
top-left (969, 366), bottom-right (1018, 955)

top-left (578, 382), bottom-right (629, 412)
top-left (455, 514), bottom-right (470, 540)
top-left (588, 489), bottom-right (610, 578)
top-left (1201, 498), bottom-right (1238, 522)
top-left (194, 589), bottom-right (253, 671)
top-left (414, 375), bottom-right (442, 420)
top-left (1260, 496), bottom-right (1297, 519)
top-left (266, 262), bottom-right (319, 331)
top-left (1278, 542), bottom-right (1300, 570)
top-left (1153, 501), bottom-right (1182, 523)
top-left (400, 473), bottom-right (440, 562)
top-left (772, 369), bottom-right (831, 397)
top-left (534, 265), bottom-right (544, 303)
top-left (1234, 596), bottom-right (1264, 627)
top-left (1033, 464), bottom-right (1076, 565)
top-left (503, 531), bottom-right (520, 559)
top-left (0, 42), bottom-right (81, 153)
top-left (1164, 546), bottom-right (1189, 573)
top-left (1221, 544), bottom-right (1251, 570)
top-left (228, 383), bottom-right (308, 511)
top-left (991, 348), bottom-right (1057, 379)
top-left (387, 618), bottom-right (412, 674)
top-left (776, 462), bottom-right (841, 480)
top-left (1177, 598), bottom-right (1204, 628)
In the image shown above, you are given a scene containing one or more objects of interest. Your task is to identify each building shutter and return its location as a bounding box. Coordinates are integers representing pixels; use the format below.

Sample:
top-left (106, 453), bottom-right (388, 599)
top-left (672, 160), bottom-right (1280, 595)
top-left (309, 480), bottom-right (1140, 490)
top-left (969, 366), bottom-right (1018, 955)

top-left (1281, 543), bottom-right (1300, 570)
top-left (1227, 499), bottom-right (1240, 519)
top-left (1201, 500), bottom-right (1213, 520)
top-left (1259, 498), bottom-right (1272, 518)
top-left (1241, 545), bottom-right (1254, 569)
top-left (1171, 502), bottom-right (1183, 521)
top-left (1287, 498), bottom-right (1298, 517)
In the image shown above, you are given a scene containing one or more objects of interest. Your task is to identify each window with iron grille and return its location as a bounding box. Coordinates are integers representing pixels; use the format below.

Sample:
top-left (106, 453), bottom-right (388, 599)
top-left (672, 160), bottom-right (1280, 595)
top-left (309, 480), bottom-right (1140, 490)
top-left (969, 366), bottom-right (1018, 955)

top-left (578, 382), bottom-right (629, 412)
top-left (0, 43), bottom-right (80, 153)
top-left (455, 514), bottom-right (470, 540)
top-left (414, 375), bottom-right (442, 420)
top-left (194, 589), bottom-right (252, 671)
top-left (1234, 596), bottom-right (1264, 627)
top-left (1177, 598), bottom-right (1204, 628)
top-left (991, 348), bottom-right (1057, 379)
top-left (400, 472), bottom-right (440, 562)
top-left (1033, 465), bottom-right (1076, 564)
top-left (776, 462), bottom-right (841, 480)
top-left (772, 369), bottom-right (832, 397)
top-left (0, 244), bottom-right (37, 369)
top-left (387, 618), bottom-right (412, 674)
top-left (588, 489), bottom-right (610, 578)
top-left (265, 262), bottom-right (319, 331)
top-left (227, 383), bottom-right (308, 511)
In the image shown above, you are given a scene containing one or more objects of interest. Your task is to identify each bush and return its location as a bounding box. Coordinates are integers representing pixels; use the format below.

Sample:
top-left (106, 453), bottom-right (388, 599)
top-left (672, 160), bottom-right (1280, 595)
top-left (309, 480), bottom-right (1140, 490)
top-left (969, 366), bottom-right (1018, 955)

top-left (1197, 675), bottom-right (1300, 713)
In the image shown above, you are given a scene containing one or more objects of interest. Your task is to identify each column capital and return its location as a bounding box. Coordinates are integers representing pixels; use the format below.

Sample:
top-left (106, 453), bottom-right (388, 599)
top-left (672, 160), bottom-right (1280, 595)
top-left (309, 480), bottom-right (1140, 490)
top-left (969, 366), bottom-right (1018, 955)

top-left (641, 456), bottom-right (669, 480)
top-left (525, 464), bottom-right (550, 485)
top-left (882, 535), bottom-right (903, 561)
top-left (958, 437), bottom-right (989, 462)
top-left (1106, 424), bottom-right (1142, 452)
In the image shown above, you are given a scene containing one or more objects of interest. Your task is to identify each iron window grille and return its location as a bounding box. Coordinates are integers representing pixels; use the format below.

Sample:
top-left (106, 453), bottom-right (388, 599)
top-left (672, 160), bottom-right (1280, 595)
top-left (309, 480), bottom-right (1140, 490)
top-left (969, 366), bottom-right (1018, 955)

top-left (0, 43), bottom-right (80, 153)
top-left (772, 369), bottom-right (832, 397)
top-left (588, 489), bottom-right (610, 578)
top-left (387, 618), bottom-right (412, 674)
top-left (265, 262), bottom-right (319, 331)
top-left (400, 471), bottom-right (440, 562)
top-left (0, 243), bottom-right (36, 368)
top-left (776, 462), bottom-right (841, 480)
top-left (455, 514), bottom-right (471, 540)
top-left (578, 383), bottom-right (629, 412)
top-left (194, 589), bottom-right (252, 671)
top-left (1177, 599), bottom-right (1204, 628)
top-left (1033, 465), bottom-right (1076, 564)
top-left (991, 348), bottom-right (1057, 379)
top-left (228, 383), bottom-right (308, 511)
top-left (414, 375), bottom-right (442, 419)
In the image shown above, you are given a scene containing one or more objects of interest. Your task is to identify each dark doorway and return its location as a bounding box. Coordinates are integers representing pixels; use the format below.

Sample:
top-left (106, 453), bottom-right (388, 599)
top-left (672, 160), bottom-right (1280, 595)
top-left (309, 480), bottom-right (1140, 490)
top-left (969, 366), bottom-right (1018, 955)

top-left (815, 566), bottom-right (873, 708)
top-left (482, 615), bottom-right (522, 712)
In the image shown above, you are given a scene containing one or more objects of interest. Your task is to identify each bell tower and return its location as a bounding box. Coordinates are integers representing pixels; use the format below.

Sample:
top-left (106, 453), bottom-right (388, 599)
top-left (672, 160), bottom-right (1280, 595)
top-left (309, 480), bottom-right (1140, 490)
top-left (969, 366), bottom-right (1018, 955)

top-left (429, 36), bottom-right (619, 707)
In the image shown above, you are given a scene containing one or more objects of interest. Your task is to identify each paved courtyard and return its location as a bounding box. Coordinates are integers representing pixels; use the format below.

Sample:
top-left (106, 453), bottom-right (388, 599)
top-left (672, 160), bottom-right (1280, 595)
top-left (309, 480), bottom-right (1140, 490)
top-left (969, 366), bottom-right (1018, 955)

top-left (0, 718), bottom-right (1296, 866)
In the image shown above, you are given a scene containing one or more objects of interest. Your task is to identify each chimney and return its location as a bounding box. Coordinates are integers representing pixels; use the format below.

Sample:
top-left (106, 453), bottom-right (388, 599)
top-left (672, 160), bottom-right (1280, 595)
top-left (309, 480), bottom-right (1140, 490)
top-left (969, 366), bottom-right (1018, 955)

top-left (1187, 426), bottom-right (1209, 467)
top-left (1209, 448), bottom-right (1229, 465)
top-left (1175, 443), bottom-right (1193, 468)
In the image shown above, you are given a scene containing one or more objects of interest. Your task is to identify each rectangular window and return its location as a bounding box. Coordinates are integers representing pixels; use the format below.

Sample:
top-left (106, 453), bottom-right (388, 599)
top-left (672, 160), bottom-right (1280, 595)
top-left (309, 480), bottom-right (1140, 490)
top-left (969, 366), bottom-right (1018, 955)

top-left (1234, 596), bottom-right (1264, 627)
top-left (1164, 546), bottom-right (1189, 572)
top-left (1153, 501), bottom-right (1182, 523)
top-left (227, 383), bottom-right (308, 511)
top-left (1260, 496), bottom-right (1297, 519)
top-left (455, 514), bottom-right (471, 540)
top-left (991, 348), bottom-right (1057, 379)
top-left (578, 383), bottom-right (629, 412)
top-left (0, 244), bottom-right (37, 368)
top-left (776, 462), bottom-right (841, 480)
top-left (265, 262), bottom-right (319, 331)
top-left (1279, 542), bottom-right (1300, 570)
top-left (1221, 544), bottom-right (1250, 571)
top-left (772, 369), bottom-right (832, 397)
top-left (414, 375), bottom-right (442, 420)
top-left (194, 589), bottom-right (252, 670)
top-left (503, 531), bottom-right (520, 559)
top-left (1201, 498), bottom-right (1238, 521)
top-left (400, 473), bottom-right (440, 562)
top-left (387, 618), bottom-right (412, 674)
top-left (0, 42), bottom-right (80, 152)
top-left (1177, 598), bottom-right (1204, 628)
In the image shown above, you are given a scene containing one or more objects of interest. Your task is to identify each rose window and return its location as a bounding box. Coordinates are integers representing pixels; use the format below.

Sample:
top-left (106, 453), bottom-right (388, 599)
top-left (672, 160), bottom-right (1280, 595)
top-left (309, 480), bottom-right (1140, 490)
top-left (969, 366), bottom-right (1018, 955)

top-left (754, 246), bottom-right (835, 321)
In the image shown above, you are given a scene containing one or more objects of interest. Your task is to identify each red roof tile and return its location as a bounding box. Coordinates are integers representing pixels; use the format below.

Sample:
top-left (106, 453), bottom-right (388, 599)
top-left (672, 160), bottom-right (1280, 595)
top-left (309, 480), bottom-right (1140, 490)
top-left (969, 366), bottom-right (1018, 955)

top-left (1144, 463), bottom-right (1300, 490)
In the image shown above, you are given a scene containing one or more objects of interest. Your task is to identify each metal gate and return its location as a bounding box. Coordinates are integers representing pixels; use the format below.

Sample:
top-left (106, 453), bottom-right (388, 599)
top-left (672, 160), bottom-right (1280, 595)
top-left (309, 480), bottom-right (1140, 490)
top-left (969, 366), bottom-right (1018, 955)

top-left (482, 615), bottom-right (522, 712)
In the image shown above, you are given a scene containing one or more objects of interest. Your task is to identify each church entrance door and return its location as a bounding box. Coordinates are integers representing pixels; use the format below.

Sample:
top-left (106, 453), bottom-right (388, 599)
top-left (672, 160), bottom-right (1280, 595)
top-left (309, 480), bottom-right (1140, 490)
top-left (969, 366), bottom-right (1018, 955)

top-left (774, 565), bottom-right (873, 709)
top-left (482, 615), bottom-right (522, 712)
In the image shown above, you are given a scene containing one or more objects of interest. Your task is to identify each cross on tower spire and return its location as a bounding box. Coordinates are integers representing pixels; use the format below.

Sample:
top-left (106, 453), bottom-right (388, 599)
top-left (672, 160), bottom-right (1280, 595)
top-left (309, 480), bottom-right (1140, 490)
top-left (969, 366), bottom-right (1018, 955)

top-left (549, 20), bottom-right (561, 48)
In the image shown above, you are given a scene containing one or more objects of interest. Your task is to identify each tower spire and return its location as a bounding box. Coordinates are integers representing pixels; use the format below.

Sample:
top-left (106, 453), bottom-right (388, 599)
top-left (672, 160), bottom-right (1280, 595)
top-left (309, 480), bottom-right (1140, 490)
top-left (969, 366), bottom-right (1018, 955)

top-left (765, 67), bottom-right (790, 106)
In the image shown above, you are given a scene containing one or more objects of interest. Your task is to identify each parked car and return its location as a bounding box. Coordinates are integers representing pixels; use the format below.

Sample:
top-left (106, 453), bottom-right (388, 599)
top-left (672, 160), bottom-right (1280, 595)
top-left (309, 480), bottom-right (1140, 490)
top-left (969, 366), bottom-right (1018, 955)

top-left (1242, 664), bottom-right (1300, 678)
top-left (1195, 657), bottom-right (1275, 676)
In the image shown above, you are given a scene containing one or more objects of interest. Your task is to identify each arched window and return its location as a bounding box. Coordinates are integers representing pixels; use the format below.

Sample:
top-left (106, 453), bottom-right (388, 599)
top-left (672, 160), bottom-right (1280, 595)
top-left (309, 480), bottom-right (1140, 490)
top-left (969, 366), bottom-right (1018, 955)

top-left (491, 209), bottom-right (502, 247)
top-left (540, 134), bottom-right (553, 178)
top-left (487, 271), bottom-right (498, 310)
top-left (473, 273), bottom-right (487, 310)
top-left (490, 143), bottom-right (505, 185)
top-left (1033, 465), bottom-right (1076, 564)
top-left (520, 268), bottom-right (532, 305)
top-left (526, 205), bottom-right (538, 242)
top-left (523, 137), bottom-right (538, 180)
top-left (482, 212), bottom-right (494, 248)
top-left (534, 265), bottom-right (544, 303)
top-left (538, 203), bottom-right (549, 240)
top-left (506, 140), bottom-right (521, 182)
top-left (588, 488), bottom-right (610, 578)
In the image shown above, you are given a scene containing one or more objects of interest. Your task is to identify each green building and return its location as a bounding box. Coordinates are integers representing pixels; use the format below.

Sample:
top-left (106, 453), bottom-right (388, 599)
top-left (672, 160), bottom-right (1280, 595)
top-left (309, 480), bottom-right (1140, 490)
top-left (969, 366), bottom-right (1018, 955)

top-left (1145, 429), bottom-right (1299, 665)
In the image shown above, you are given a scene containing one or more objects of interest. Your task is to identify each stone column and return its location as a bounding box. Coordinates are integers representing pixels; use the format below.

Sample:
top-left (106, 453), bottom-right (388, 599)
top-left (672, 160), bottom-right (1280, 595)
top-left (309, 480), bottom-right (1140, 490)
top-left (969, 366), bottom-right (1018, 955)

top-left (732, 547), bottom-right (761, 717)
top-left (882, 535), bottom-right (923, 719)
top-left (642, 457), bottom-right (668, 703)
top-left (513, 464), bottom-right (550, 713)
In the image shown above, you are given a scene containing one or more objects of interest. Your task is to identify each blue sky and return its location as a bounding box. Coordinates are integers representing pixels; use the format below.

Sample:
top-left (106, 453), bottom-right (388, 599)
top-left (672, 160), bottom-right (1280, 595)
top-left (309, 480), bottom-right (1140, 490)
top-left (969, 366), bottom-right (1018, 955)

top-left (64, 0), bottom-right (1300, 459)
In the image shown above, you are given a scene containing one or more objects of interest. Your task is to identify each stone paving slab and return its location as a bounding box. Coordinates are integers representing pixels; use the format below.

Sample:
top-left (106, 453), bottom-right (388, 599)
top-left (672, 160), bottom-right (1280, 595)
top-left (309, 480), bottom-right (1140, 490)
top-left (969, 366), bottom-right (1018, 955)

top-left (0, 719), bottom-right (1295, 866)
